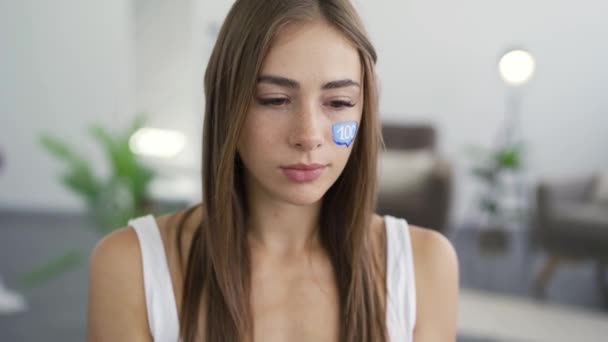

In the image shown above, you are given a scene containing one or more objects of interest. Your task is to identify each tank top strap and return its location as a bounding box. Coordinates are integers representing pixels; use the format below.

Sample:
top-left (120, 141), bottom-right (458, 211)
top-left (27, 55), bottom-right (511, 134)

top-left (129, 215), bottom-right (180, 342)
top-left (384, 215), bottom-right (417, 341)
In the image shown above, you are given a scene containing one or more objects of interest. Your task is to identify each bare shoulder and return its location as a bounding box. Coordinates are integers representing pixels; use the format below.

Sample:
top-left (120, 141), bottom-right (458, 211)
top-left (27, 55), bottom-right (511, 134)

top-left (90, 225), bottom-right (141, 263)
top-left (87, 226), bottom-right (151, 341)
top-left (155, 204), bottom-right (204, 245)
top-left (408, 224), bottom-right (458, 264)
top-left (408, 224), bottom-right (459, 341)
top-left (368, 215), bottom-right (457, 268)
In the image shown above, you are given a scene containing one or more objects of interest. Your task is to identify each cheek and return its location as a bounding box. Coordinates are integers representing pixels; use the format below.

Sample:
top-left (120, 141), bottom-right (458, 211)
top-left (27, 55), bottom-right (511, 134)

top-left (239, 113), bottom-right (280, 157)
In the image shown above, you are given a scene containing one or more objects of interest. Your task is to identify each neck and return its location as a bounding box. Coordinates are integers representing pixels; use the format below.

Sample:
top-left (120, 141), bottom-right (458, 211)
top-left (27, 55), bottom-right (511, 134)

top-left (246, 192), bottom-right (323, 258)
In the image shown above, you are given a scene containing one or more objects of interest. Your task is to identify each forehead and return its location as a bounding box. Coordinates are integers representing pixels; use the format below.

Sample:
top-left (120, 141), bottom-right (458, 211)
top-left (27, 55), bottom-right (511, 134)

top-left (259, 20), bottom-right (362, 84)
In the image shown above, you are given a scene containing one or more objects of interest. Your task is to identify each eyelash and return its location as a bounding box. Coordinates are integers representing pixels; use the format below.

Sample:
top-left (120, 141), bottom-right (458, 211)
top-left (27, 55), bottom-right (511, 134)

top-left (257, 97), bottom-right (355, 109)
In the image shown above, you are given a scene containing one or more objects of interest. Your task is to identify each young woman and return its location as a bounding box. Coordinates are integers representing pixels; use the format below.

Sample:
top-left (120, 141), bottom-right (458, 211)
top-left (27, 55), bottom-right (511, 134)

top-left (87, 0), bottom-right (459, 341)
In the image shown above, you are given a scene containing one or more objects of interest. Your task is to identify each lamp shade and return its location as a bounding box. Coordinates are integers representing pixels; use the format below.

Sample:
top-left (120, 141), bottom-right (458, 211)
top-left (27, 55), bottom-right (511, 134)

top-left (498, 49), bottom-right (536, 86)
top-left (129, 127), bottom-right (186, 158)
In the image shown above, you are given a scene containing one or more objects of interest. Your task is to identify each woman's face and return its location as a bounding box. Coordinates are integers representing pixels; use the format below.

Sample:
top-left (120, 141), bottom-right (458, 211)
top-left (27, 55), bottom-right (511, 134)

top-left (237, 20), bottom-right (363, 206)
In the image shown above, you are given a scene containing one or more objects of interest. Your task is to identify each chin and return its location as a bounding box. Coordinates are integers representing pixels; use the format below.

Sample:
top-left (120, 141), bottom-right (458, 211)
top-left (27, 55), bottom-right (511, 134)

top-left (274, 186), bottom-right (326, 206)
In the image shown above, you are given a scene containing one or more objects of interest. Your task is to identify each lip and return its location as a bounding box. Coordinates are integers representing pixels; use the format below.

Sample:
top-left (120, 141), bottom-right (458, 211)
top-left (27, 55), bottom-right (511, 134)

top-left (280, 163), bottom-right (327, 183)
top-left (281, 163), bottom-right (327, 170)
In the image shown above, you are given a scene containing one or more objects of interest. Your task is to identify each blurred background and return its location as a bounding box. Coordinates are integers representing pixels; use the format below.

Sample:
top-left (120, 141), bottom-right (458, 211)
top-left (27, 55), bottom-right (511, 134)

top-left (1, 0), bottom-right (607, 341)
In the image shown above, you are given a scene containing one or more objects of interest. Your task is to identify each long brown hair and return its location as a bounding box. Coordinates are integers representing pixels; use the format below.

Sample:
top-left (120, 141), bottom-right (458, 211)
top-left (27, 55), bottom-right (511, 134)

top-left (174, 0), bottom-right (385, 341)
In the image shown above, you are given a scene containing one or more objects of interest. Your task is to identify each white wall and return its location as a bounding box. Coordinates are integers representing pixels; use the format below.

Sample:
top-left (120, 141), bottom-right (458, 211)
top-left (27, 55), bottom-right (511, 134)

top-left (0, 0), bottom-right (135, 212)
top-left (134, 0), bottom-right (203, 173)
top-left (2, 0), bottom-right (607, 226)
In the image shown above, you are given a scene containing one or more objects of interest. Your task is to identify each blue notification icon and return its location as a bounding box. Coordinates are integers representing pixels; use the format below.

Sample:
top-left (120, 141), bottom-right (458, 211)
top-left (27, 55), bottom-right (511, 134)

top-left (332, 121), bottom-right (358, 147)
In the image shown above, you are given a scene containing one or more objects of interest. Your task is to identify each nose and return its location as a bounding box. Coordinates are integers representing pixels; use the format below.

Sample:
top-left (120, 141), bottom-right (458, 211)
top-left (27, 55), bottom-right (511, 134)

top-left (288, 103), bottom-right (325, 152)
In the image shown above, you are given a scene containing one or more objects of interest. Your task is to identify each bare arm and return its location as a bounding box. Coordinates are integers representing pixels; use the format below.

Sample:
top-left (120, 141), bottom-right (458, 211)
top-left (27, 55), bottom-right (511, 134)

top-left (87, 227), bottom-right (152, 342)
top-left (411, 226), bottom-right (460, 341)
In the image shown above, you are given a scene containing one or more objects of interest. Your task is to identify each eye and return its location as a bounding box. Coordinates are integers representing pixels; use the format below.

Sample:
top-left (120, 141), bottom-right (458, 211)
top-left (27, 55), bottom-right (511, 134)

top-left (257, 97), bottom-right (290, 107)
top-left (328, 100), bottom-right (356, 109)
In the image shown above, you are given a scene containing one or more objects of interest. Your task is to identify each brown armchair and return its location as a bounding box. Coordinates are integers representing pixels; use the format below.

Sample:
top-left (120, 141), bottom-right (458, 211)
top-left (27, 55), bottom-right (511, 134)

top-left (532, 172), bottom-right (608, 302)
top-left (376, 124), bottom-right (453, 234)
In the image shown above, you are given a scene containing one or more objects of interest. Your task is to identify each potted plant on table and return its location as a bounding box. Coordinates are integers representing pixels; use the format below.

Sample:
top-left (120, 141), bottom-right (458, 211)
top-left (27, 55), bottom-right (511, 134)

top-left (465, 142), bottom-right (529, 254)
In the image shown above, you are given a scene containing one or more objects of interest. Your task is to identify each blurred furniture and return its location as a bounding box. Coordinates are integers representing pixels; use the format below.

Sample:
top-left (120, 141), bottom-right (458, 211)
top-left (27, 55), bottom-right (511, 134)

top-left (377, 124), bottom-right (453, 234)
top-left (532, 172), bottom-right (608, 302)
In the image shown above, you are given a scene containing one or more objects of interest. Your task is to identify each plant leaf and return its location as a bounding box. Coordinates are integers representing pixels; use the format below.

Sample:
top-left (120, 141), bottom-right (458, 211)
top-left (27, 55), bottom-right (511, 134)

top-left (39, 133), bottom-right (102, 202)
top-left (18, 249), bottom-right (82, 290)
top-left (39, 134), bottom-right (79, 164)
top-left (60, 162), bottom-right (102, 202)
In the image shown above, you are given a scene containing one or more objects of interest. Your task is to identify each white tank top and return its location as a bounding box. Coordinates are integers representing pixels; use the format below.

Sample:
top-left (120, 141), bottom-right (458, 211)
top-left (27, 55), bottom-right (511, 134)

top-left (129, 214), bottom-right (416, 342)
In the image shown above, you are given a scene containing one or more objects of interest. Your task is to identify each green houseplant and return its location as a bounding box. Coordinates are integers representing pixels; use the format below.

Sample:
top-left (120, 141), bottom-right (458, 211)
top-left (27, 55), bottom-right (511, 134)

top-left (464, 141), bottom-right (529, 253)
top-left (20, 113), bottom-right (156, 289)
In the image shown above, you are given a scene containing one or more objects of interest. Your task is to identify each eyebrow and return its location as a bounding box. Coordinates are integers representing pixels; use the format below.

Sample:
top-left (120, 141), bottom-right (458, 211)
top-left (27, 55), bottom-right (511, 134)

top-left (257, 74), bottom-right (360, 90)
